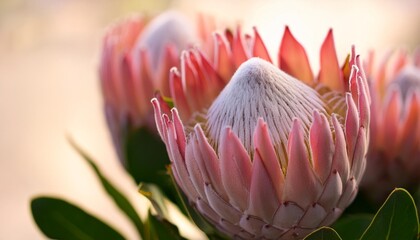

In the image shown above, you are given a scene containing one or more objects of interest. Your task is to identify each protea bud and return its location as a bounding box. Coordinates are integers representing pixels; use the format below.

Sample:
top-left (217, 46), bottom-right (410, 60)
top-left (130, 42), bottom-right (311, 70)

top-left (362, 48), bottom-right (420, 202)
top-left (99, 10), bottom-right (213, 163)
top-left (152, 27), bottom-right (370, 239)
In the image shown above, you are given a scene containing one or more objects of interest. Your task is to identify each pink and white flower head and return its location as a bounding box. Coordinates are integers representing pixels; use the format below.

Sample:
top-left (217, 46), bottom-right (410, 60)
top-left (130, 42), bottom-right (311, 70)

top-left (362, 47), bottom-right (420, 202)
top-left (152, 27), bottom-right (370, 239)
top-left (99, 10), bottom-right (213, 160)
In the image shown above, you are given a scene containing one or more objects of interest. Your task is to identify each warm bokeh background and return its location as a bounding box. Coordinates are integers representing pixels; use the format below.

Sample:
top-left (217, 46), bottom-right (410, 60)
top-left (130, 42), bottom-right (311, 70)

top-left (1, 0), bottom-right (419, 239)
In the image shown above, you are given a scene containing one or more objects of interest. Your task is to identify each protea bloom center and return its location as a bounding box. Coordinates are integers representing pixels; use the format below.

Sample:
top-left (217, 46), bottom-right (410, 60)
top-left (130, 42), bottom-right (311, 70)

top-left (152, 28), bottom-right (370, 239)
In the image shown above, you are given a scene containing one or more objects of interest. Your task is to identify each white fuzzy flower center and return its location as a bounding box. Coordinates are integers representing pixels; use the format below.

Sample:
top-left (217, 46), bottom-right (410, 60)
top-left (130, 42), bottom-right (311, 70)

top-left (390, 66), bottom-right (420, 100)
top-left (207, 58), bottom-right (327, 155)
top-left (135, 11), bottom-right (197, 70)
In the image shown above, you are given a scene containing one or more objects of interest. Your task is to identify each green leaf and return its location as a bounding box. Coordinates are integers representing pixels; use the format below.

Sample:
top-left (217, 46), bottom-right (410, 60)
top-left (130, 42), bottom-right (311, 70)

top-left (124, 127), bottom-right (175, 199)
top-left (139, 183), bottom-right (228, 240)
top-left (139, 183), bottom-right (169, 219)
top-left (69, 139), bottom-right (144, 237)
top-left (332, 214), bottom-right (373, 240)
top-left (31, 197), bottom-right (125, 240)
top-left (360, 188), bottom-right (419, 240)
top-left (139, 184), bottom-right (186, 240)
top-left (144, 211), bottom-right (187, 240)
top-left (304, 227), bottom-right (342, 240)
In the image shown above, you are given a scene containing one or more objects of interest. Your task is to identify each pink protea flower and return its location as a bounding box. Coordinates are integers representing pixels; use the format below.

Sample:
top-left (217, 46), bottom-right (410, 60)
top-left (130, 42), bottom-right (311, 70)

top-left (152, 27), bottom-right (370, 239)
top-left (99, 11), bottom-right (213, 161)
top-left (362, 48), bottom-right (420, 202)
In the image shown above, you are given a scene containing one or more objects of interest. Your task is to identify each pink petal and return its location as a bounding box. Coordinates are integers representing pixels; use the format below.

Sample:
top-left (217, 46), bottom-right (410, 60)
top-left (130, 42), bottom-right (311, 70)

top-left (134, 49), bottom-right (154, 116)
top-left (196, 49), bottom-right (226, 101)
top-left (261, 225), bottom-right (283, 239)
top-left (272, 202), bottom-right (304, 229)
top-left (171, 164), bottom-right (197, 201)
top-left (343, 46), bottom-right (358, 92)
top-left (185, 140), bottom-right (206, 199)
top-left (239, 215), bottom-right (264, 236)
top-left (318, 29), bottom-right (343, 92)
top-left (310, 111), bottom-right (334, 183)
top-left (218, 219), bottom-right (243, 238)
top-left (331, 114), bottom-right (350, 187)
top-left (349, 65), bottom-right (359, 107)
top-left (151, 98), bottom-right (165, 141)
top-left (156, 45), bottom-right (178, 97)
top-left (232, 27), bottom-right (249, 67)
top-left (214, 32), bottom-right (235, 83)
top-left (120, 54), bottom-right (139, 120)
top-left (252, 27), bottom-right (272, 62)
top-left (369, 86), bottom-right (381, 148)
top-left (166, 120), bottom-right (199, 200)
top-left (100, 17), bottom-right (145, 112)
top-left (253, 118), bottom-right (285, 200)
top-left (399, 93), bottom-right (420, 160)
top-left (357, 75), bottom-right (371, 130)
top-left (382, 88), bottom-right (402, 160)
top-left (389, 50), bottom-right (408, 81)
top-left (351, 127), bottom-right (367, 184)
top-left (110, 50), bottom-right (125, 110)
top-left (219, 127), bottom-right (253, 211)
top-left (189, 49), bottom-right (225, 109)
top-left (375, 50), bottom-right (393, 95)
top-left (278, 26), bottom-right (313, 85)
top-left (224, 29), bottom-right (234, 46)
top-left (355, 53), bottom-right (371, 104)
top-left (337, 177), bottom-right (356, 209)
top-left (196, 197), bottom-right (220, 223)
top-left (169, 67), bottom-right (191, 121)
top-left (340, 54), bottom-right (351, 91)
top-left (160, 114), bottom-right (170, 144)
top-left (186, 50), bottom-right (208, 109)
top-left (248, 149), bottom-right (280, 222)
top-left (153, 92), bottom-right (171, 117)
top-left (233, 226), bottom-right (254, 239)
top-left (284, 119), bottom-right (322, 207)
top-left (345, 93), bottom-right (360, 166)
top-left (299, 203), bottom-right (327, 228)
top-left (182, 51), bottom-right (204, 112)
top-left (193, 125), bottom-right (227, 199)
top-left (204, 183), bottom-right (242, 223)
top-left (317, 170), bottom-right (342, 208)
top-left (171, 108), bottom-right (186, 158)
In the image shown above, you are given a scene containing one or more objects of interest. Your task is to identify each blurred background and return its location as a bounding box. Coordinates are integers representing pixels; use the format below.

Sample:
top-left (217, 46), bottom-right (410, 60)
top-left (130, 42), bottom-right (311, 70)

top-left (1, 0), bottom-right (419, 239)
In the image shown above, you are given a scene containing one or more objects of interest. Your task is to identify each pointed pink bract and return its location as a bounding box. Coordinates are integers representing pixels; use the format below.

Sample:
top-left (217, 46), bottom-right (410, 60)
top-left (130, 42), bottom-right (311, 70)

top-left (318, 29), bottom-right (343, 92)
top-left (284, 119), bottom-right (321, 207)
top-left (279, 26), bottom-right (313, 85)
top-left (219, 127), bottom-right (253, 211)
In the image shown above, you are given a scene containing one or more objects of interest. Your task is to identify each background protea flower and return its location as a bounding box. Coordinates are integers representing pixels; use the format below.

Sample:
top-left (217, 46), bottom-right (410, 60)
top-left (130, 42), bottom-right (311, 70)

top-left (362, 48), bottom-right (420, 202)
top-left (99, 10), bottom-right (214, 185)
top-left (153, 27), bottom-right (370, 239)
